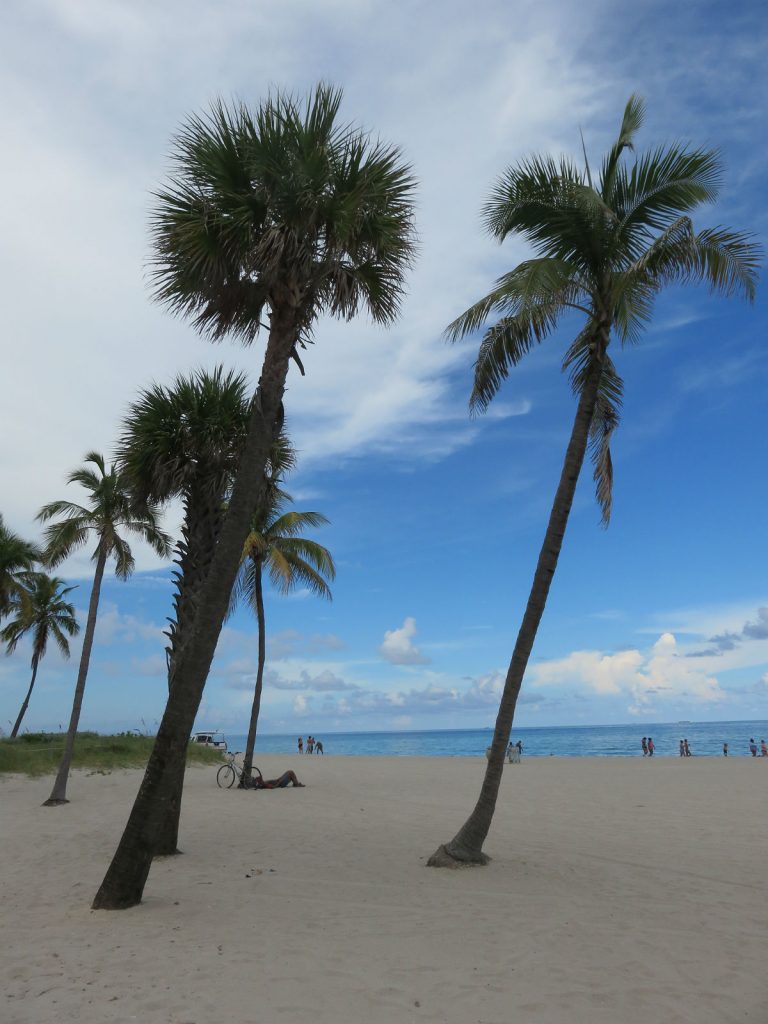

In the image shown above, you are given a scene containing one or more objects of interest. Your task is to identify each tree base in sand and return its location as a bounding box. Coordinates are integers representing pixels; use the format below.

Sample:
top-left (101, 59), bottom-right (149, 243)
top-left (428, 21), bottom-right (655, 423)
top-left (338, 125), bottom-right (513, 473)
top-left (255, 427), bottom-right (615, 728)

top-left (426, 843), bottom-right (491, 868)
top-left (42, 798), bottom-right (69, 807)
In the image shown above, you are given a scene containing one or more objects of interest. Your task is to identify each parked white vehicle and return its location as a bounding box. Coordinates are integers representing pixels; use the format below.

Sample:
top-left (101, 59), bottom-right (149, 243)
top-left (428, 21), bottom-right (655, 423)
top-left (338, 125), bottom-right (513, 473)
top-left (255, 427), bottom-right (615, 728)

top-left (190, 732), bottom-right (228, 751)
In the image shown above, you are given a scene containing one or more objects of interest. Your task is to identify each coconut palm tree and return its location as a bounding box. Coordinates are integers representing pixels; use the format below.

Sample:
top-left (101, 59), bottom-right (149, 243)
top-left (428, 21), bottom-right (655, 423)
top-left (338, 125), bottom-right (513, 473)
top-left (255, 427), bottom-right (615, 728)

top-left (93, 83), bottom-right (415, 909)
top-left (235, 479), bottom-right (335, 783)
top-left (38, 453), bottom-right (171, 805)
top-left (427, 96), bottom-right (761, 868)
top-left (117, 366), bottom-right (251, 854)
top-left (2, 573), bottom-right (79, 737)
top-left (0, 514), bottom-right (39, 618)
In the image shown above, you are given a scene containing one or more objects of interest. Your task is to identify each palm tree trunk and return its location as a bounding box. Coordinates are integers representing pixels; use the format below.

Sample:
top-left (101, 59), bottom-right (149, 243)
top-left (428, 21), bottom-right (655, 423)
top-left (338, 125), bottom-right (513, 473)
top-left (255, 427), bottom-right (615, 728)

top-left (92, 307), bottom-right (298, 909)
top-left (428, 349), bottom-right (606, 867)
top-left (152, 494), bottom-right (225, 856)
top-left (241, 561), bottom-right (266, 783)
top-left (10, 657), bottom-right (40, 738)
top-left (44, 545), bottom-right (108, 806)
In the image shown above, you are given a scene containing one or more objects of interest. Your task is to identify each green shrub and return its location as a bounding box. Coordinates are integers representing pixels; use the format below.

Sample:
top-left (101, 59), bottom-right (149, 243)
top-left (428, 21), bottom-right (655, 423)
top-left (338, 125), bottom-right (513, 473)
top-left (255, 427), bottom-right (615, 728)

top-left (0, 732), bottom-right (225, 776)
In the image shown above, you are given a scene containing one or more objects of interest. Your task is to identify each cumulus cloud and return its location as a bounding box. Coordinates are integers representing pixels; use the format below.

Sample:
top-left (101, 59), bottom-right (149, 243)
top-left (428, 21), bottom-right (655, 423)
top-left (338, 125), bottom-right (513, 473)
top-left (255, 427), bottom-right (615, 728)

top-left (530, 632), bottom-right (723, 714)
top-left (379, 617), bottom-right (430, 666)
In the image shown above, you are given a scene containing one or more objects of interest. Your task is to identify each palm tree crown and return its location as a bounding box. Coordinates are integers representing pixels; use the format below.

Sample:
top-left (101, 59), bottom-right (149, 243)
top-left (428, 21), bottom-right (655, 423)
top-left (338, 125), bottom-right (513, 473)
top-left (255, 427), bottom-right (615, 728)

top-left (0, 514), bottom-right (40, 618)
top-left (39, 452), bottom-right (171, 573)
top-left (118, 367), bottom-right (251, 506)
top-left (151, 82), bottom-right (417, 349)
top-left (449, 94), bottom-right (761, 522)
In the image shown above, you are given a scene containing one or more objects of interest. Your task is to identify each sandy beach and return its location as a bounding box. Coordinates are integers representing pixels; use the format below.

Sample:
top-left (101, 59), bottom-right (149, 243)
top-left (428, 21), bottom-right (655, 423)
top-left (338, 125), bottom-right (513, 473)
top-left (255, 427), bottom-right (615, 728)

top-left (2, 755), bottom-right (766, 1023)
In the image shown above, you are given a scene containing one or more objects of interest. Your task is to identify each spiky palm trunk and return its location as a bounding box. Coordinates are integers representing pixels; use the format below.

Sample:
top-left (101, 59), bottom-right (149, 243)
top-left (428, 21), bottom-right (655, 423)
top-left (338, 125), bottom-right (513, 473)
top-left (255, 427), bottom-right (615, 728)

top-left (241, 560), bottom-right (266, 783)
top-left (428, 347), bottom-right (605, 866)
top-left (11, 657), bottom-right (40, 738)
top-left (92, 308), bottom-right (298, 909)
top-left (153, 490), bottom-right (225, 856)
top-left (44, 545), bottom-right (108, 806)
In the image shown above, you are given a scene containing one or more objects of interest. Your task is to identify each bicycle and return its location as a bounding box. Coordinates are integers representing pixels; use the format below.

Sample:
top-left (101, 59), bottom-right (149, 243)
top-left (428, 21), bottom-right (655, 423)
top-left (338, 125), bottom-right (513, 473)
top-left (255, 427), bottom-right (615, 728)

top-left (216, 751), bottom-right (262, 789)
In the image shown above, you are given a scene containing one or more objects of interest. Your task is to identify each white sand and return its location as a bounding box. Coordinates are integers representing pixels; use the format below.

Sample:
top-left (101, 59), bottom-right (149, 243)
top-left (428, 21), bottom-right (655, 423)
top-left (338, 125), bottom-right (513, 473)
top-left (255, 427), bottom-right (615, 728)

top-left (2, 755), bottom-right (766, 1023)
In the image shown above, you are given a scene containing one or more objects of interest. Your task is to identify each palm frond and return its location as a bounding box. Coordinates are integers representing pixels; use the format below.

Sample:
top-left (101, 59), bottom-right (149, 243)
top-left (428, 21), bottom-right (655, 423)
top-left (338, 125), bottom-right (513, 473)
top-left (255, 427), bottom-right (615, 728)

top-left (470, 301), bottom-right (565, 411)
top-left (600, 94), bottom-right (645, 200)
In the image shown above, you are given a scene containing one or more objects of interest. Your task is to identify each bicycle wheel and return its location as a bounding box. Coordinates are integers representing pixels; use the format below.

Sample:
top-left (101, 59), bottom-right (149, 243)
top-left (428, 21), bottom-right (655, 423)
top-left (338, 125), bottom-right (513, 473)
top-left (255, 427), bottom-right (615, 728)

top-left (216, 764), bottom-right (237, 789)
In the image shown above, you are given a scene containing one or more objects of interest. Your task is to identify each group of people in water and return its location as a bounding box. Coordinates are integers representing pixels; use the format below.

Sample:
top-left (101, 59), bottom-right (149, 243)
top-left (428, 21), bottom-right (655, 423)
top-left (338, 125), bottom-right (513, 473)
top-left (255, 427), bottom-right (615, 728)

top-left (641, 736), bottom-right (768, 757)
top-left (297, 735), bottom-right (323, 755)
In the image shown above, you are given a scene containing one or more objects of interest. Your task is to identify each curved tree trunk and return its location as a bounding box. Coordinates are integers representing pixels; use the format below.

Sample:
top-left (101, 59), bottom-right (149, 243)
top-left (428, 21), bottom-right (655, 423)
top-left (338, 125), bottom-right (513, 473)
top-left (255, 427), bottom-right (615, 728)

top-left (11, 657), bottom-right (40, 738)
top-left (44, 545), bottom-right (108, 806)
top-left (428, 348), bottom-right (606, 868)
top-left (153, 492), bottom-right (225, 856)
top-left (92, 307), bottom-right (298, 909)
top-left (241, 561), bottom-right (266, 783)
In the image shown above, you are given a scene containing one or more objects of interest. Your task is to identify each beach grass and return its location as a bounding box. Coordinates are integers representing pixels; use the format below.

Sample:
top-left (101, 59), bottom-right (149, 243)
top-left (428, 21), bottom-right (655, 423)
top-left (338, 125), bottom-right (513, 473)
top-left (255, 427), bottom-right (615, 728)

top-left (0, 731), bottom-right (225, 776)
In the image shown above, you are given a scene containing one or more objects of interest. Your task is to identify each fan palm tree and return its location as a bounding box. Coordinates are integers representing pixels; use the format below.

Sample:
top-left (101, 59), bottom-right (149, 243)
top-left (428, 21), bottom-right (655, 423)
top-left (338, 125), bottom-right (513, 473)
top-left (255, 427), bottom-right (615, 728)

top-left (235, 477), bottom-right (335, 783)
top-left (117, 366), bottom-right (251, 854)
top-left (94, 83), bottom-right (415, 909)
top-left (2, 573), bottom-right (79, 737)
top-left (0, 514), bottom-right (39, 618)
top-left (39, 453), bottom-right (171, 805)
top-left (427, 96), bottom-right (761, 868)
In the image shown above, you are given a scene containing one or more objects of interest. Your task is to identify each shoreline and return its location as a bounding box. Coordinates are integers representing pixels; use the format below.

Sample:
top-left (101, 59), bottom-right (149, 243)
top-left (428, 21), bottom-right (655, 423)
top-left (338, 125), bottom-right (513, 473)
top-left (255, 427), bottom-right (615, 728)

top-left (2, 757), bottom-right (766, 1023)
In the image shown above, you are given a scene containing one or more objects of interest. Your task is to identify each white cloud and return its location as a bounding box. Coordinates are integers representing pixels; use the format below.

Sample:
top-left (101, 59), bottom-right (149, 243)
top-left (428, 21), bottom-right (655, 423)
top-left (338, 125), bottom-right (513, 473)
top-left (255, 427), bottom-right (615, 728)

top-left (379, 617), bottom-right (430, 666)
top-left (530, 632), bottom-right (723, 714)
top-left (293, 694), bottom-right (308, 715)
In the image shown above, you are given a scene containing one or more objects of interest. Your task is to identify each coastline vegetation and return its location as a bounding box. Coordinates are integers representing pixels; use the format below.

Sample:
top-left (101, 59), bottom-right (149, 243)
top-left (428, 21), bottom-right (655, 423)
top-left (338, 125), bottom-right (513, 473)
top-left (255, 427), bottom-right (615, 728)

top-left (0, 732), bottom-right (224, 777)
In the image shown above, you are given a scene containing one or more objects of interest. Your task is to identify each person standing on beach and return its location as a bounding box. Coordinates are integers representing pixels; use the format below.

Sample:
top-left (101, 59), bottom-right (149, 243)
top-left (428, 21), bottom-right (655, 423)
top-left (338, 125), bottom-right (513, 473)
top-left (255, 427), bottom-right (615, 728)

top-left (679, 739), bottom-right (685, 757)
top-left (761, 739), bottom-right (767, 757)
top-left (641, 737), bottom-right (648, 757)
top-left (749, 738), bottom-right (758, 756)
top-left (684, 739), bottom-right (691, 757)
top-left (298, 736), bottom-right (303, 754)
top-left (307, 736), bottom-right (314, 754)
top-left (723, 742), bottom-right (728, 757)
top-left (315, 739), bottom-right (323, 754)
top-left (647, 737), bottom-right (655, 757)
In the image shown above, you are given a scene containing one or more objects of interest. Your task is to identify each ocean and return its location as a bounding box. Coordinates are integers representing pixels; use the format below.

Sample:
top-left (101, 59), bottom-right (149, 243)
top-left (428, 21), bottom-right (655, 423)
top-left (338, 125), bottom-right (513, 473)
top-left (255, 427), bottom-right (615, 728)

top-left (223, 719), bottom-right (768, 759)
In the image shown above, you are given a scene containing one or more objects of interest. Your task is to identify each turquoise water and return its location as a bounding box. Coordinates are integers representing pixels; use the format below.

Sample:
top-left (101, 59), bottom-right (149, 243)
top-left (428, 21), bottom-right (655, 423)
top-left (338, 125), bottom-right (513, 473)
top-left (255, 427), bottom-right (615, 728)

top-left (224, 720), bottom-right (768, 759)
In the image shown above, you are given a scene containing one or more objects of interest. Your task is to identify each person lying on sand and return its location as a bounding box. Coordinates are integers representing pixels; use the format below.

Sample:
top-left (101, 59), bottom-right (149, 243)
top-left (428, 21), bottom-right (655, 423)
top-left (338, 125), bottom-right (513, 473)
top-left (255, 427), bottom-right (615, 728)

top-left (248, 770), bottom-right (305, 789)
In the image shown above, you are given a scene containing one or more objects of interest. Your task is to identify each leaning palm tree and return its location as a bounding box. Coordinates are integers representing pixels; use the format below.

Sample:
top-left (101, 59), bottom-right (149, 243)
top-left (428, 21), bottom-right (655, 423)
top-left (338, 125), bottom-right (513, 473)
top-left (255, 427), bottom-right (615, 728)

top-left (0, 514), bottom-right (39, 618)
top-left (93, 83), bottom-right (415, 909)
top-left (117, 366), bottom-right (251, 854)
top-left (235, 482), bottom-right (335, 783)
top-left (2, 573), bottom-right (79, 737)
top-left (428, 96), bottom-right (761, 868)
top-left (39, 452), bottom-right (171, 805)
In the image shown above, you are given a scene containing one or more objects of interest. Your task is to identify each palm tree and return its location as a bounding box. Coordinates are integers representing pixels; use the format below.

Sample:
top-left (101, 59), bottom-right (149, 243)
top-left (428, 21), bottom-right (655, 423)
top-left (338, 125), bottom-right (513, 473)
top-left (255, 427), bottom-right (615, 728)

top-left (93, 83), bottom-right (415, 909)
top-left (117, 366), bottom-right (251, 854)
top-left (38, 453), bottom-right (171, 805)
top-left (428, 96), bottom-right (761, 868)
top-left (0, 514), bottom-right (39, 618)
top-left (235, 464), bottom-right (335, 782)
top-left (2, 573), bottom-right (79, 737)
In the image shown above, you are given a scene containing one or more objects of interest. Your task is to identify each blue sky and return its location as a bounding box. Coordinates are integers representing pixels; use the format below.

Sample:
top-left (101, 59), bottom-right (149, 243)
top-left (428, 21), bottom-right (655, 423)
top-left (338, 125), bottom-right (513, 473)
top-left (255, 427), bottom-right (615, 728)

top-left (1, 0), bottom-right (766, 736)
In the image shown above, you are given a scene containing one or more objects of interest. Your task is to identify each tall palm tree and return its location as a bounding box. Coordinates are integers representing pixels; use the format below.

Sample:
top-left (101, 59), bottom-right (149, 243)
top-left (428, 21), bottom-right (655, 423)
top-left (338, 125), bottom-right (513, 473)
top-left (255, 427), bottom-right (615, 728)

top-left (39, 452), bottom-right (171, 805)
top-left (93, 84), bottom-right (415, 909)
top-left (2, 573), bottom-right (79, 737)
top-left (428, 96), bottom-right (761, 868)
top-left (235, 475), bottom-right (335, 783)
top-left (0, 514), bottom-right (39, 618)
top-left (117, 366), bottom-right (251, 854)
